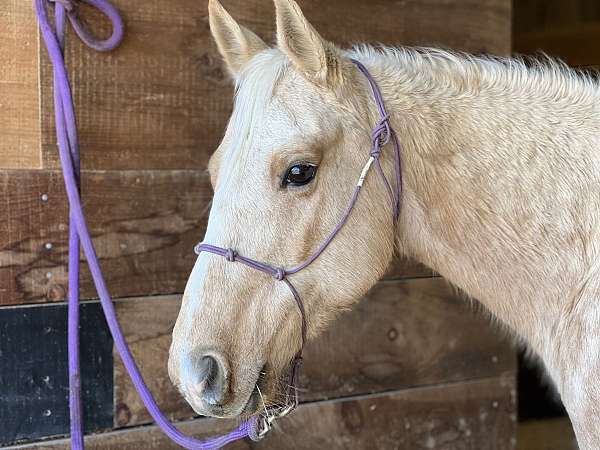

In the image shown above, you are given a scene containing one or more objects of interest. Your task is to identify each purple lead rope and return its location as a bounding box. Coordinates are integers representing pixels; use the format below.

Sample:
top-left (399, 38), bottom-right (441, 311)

top-left (34, 0), bottom-right (402, 447)
top-left (35, 1), bottom-right (258, 448)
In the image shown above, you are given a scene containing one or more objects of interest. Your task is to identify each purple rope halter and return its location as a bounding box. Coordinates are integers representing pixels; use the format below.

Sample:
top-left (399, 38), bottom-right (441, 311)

top-left (34, 0), bottom-right (402, 446)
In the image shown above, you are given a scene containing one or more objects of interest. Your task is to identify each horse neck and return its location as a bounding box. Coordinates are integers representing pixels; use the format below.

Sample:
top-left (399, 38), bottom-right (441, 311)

top-left (363, 48), bottom-right (598, 351)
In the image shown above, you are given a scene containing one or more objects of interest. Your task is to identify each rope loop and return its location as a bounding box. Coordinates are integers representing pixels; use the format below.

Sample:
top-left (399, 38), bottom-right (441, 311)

top-left (48, 0), bottom-right (125, 52)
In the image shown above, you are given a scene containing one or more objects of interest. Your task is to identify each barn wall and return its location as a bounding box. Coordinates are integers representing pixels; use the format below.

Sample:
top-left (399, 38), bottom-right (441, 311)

top-left (513, 0), bottom-right (600, 68)
top-left (0, 0), bottom-right (514, 448)
top-left (0, 3), bottom-right (41, 169)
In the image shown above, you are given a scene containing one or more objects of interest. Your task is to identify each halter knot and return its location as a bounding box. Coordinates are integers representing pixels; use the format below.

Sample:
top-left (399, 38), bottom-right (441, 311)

top-left (225, 248), bottom-right (237, 262)
top-left (370, 113), bottom-right (391, 158)
top-left (274, 267), bottom-right (286, 281)
top-left (50, 0), bottom-right (76, 11)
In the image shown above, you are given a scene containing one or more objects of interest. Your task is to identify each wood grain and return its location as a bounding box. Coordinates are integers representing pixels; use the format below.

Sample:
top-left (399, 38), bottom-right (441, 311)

top-left (9, 376), bottom-right (517, 450)
top-left (0, 170), bottom-right (211, 305)
top-left (113, 278), bottom-right (515, 428)
top-left (513, 0), bottom-right (600, 33)
top-left (38, 0), bottom-right (511, 171)
top-left (514, 23), bottom-right (600, 68)
top-left (0, 171), bottom-right (68, 305)
top-left (513, 0), bottom-right (600, 68)
top-left (76, 170), bottom-right (212, 300)
top-left (0, 1), bottom-right (41, 169)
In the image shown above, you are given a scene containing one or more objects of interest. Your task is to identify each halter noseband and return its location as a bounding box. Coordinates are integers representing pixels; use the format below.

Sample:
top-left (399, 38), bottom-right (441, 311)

top-left (194, 58), bottom-right (403, 439)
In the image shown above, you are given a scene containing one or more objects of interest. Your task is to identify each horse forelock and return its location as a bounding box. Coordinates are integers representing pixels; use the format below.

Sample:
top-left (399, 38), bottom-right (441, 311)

top-left (219, 50), bottom-right (290, 182)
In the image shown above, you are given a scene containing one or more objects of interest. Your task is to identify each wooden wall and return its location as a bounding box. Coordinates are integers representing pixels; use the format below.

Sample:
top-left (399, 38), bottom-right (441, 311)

top-left (514, 0), bottom-right (600, 68)
top-left (0, 0), bottom-right (513, 448)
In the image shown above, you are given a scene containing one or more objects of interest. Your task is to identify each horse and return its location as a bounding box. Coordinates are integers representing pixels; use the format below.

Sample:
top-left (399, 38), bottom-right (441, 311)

top-left (168, 0), bottom-right (600, 447)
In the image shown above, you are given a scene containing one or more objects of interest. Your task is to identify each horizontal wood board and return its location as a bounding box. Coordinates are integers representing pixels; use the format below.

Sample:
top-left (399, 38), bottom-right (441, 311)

top-left (513, 0), bottom-right (600, 67)
top-left (37, 0), bottom-right (511, 171)
top-left (0, 170), bottom-right (211, 305)
top-left (7, 376), bottom-right (517, 450)
top-left (0, 2), bottom-right (41, 169)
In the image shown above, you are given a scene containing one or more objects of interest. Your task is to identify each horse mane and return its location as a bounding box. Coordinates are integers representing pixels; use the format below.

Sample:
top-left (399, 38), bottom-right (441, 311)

top-left (348, 44), bottom-right (600, 105)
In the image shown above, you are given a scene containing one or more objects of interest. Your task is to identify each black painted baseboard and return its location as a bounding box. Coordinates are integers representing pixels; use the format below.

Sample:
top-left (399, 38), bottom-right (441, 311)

top-left (0, 302), bottom-right (113, 445)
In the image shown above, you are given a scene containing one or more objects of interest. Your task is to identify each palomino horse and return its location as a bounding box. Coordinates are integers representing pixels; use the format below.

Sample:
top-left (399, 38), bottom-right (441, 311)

top-left (169, 0), bottom-right (600, 447)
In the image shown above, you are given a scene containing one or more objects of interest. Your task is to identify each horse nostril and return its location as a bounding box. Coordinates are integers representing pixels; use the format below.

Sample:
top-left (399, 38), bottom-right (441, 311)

top-left (197, 355), bottom-right (217, 382)
top-left (192, 354), bottom-right (227, 406)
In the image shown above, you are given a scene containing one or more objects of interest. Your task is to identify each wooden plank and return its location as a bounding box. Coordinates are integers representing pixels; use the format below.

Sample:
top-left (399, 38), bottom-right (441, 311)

top-left (0, 171), bottom-right (68, 305)
top-left (38, 0), bottom-right (511, 171)
top-left (0, 302), bottom-right (113, 446)
top-left (517, 417), bottom-right (578, 450)
top-left (0, 170), bottom-right (211, 306)
top-left (513, 0), bottom-right (600, 33)
top-left (513, 0), bottom-right (600, 68)
top-left (8, 376), bottom-right (517, 450)
top-left (0, 1), bottom-right (42, 169)
top-left (113, 278), bottom-right (515, 428)
top-left (296, 0), bottom-right (511, 55)
top-left (76, 170), bottom-right (212, 300)
top-left (514, 23), bottom-right (600, 68)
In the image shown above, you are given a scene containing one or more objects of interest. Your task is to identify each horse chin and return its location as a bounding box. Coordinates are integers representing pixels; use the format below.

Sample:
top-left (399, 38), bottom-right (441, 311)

top-left (239, 363), bottom-right (271, 417)
top-left (239, 390), bottom-right (261, 417)
top-left (186, 389), bottom-right (258, 419)
top-left (237, 363), bottom-right (289, 419)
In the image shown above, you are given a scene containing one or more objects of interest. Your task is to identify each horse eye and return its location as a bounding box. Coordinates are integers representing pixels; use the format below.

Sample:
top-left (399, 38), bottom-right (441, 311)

top-left (282, 163), bottom-right (317, 187)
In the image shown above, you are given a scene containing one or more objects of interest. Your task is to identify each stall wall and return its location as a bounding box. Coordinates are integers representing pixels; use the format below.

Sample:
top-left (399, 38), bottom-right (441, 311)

top-left (0, 0), bottom-right (514, 448)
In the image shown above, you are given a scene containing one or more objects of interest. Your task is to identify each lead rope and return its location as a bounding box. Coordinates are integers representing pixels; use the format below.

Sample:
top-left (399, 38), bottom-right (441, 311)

top-left (34, 1), bottom-right (259, 448)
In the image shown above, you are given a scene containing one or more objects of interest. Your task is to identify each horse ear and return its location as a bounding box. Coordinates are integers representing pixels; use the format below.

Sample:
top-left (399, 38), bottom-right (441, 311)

top-left (274, 0), bottom-right (343, 86)
top-left (208, 0), bottom-right (268, 78)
